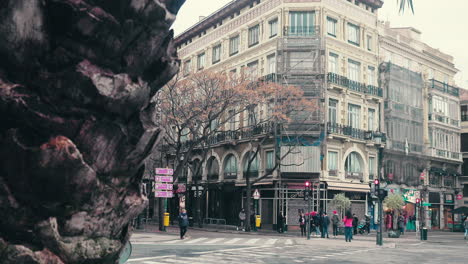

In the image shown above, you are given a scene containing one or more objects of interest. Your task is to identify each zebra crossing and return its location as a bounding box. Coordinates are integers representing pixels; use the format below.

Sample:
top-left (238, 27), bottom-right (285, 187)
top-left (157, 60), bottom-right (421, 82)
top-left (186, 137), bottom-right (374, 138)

top-left (127, 245), bottom-right (382, 264)
top-left (132, 236), bottom-right (294, 246)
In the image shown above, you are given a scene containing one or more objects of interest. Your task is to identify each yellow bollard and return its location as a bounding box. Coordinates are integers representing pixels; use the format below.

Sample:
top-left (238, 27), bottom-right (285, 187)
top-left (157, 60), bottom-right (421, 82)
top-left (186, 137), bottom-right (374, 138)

top-left (255, 215), bottom-right (261, 228)
top-left (164, 212), bottom-right (170, 227)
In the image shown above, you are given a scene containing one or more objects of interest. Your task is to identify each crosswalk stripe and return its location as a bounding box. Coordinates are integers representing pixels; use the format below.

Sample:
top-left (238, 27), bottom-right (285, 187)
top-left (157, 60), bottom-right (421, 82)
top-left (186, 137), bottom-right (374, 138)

top-left (204, 238), bottom-right (225, 244)
top-left (285, 239), bottom-right (293, 245)
top-left (184, 237), bottom-right (208, 244)
top-left (245, 238), bottom-right (259, 244)
top-left (224, 238), bottom-right (242, 244)
top-left (162, 240), bottom-right (179, 244)
top-left (265, 239), bottom-right (277, 245)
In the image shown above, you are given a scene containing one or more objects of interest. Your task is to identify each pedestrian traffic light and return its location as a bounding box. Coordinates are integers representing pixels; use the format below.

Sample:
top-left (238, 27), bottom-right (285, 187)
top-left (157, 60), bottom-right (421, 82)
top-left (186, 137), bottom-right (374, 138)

top-left (374, 179), bottom-right (380, 186)
top-left (305, 181), bottom-right (310, 188)
top-left (304, 181), bottom-right (311, 200)
top-left (416, 198), bottom-right (420, 204)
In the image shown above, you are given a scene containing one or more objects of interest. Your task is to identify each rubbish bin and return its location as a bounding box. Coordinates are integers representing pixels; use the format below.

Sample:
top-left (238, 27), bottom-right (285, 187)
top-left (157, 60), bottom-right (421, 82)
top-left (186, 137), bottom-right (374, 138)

top-left (164, 213), bottom-right (170, 227)
top-left (421, 228), bottom-right (428, 240)
top-left (255, 215), bottom-right (261, 228)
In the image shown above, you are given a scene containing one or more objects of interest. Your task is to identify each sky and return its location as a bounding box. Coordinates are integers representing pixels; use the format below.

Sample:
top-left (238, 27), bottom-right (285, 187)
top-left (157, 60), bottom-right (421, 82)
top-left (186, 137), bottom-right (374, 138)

top-left (172, 0), bottom-right (468, 88)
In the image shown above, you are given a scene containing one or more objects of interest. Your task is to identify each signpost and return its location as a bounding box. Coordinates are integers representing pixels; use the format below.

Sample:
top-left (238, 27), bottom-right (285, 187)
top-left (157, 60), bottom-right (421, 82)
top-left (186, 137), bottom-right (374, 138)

top-left (155, 168), bottom-right (174, 231)
top-left (422, 203), bottom-right (432, 206)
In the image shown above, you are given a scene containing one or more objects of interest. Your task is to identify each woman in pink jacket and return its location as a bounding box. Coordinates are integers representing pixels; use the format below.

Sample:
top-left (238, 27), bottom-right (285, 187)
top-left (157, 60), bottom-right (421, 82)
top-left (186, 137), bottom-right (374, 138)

top-left (343, 211), bottom-right (354, 242)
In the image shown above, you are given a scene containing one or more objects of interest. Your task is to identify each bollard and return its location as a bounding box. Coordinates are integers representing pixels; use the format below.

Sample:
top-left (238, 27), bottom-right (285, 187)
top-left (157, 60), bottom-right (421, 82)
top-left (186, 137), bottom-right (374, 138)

top-left (255, 215), bottom-right (261, 229)
top-left (164, 212), bottom-right (170, 227)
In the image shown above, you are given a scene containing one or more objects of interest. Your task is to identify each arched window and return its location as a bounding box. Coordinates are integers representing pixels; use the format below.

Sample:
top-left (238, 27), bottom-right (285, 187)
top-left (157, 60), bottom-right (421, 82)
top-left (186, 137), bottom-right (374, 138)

top-left (243, 152), bottom-right (259, 177)
top-left (223, 154), bottom-right (238, 179)
top-left (345, 151), bottom-right (363, 179)
top-left (207, 157), bottom-right (219, 181)
top-left (191, 159), bottom-right (202, 182)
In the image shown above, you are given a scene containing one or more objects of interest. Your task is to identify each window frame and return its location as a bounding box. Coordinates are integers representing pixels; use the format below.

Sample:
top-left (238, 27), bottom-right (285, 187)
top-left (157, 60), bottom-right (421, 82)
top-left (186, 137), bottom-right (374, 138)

top-left (197, 52), bottom-right (205, 70)
top-left (347, 23), bottom-right (360, 46)
top-left (212, 44), bottom-right (222, 64)
top-left (289, 11), bottom-right (315, 36)
top-left (248, 24), bottom-right (260, 47)
top-left (229, 35), bottom-right (239, 56)
top-left (328, 52), bottom-right (339, 74)
top-left (327, 17), bottom-right (337, 37)
top-left (268, 18), bottom-right (278, 38)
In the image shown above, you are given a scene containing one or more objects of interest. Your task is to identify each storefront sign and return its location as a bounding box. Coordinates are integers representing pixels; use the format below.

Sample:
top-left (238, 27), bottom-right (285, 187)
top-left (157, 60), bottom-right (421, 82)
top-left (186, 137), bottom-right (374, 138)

top-left (456, 194), bottom-right (463, 200)
top-left (155, 183), bottom-right (173, 190)
top-left (402, 189), bottom-right (418, 203)
top-left (155, 176), bottom-right (173, 182)
top-left (155, 191), bottom-right (173, 198)
top-left (155, 168), bottom-right (174, 175)
top-left (444, 194), bottom-right (454, 204)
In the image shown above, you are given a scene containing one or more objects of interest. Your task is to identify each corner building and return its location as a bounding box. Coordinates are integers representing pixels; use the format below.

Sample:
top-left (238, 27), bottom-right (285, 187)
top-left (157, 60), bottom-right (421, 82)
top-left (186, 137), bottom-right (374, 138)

top-left (174, 0), bottom-right (385, 229)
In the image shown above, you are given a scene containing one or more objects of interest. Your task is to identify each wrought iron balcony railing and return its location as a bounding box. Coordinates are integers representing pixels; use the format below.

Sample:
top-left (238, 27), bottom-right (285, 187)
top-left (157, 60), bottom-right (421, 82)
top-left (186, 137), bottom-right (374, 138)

top-left (283, 26), bottom-right (320, 37)
top-left (327, 72), bottom-right (383, 97)
top-left (327, 122), bottom-right (386, 142)
top-left (429, 78), bottom-right (459, 97)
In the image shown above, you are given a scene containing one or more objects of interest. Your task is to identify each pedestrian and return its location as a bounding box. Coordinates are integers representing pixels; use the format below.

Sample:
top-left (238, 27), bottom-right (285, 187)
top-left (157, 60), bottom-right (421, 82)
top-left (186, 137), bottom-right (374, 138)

top-left (178, 209), bottom-right (189, 239)
top-left (332, 210), bottom-right (340, 238)
top-left (464, 217), bottom-right (468, 240)
top-left (365, 215), bottom-right (371, 235)
top-left (343, 211), bottom-right (354, 242)
top-left (299, 212), bottom-right (306, 237)
top-left (398, 214), bottom-right (405, 235)
top-left (311, 212), bottom-right (320, 237)
top-left (237, 208), bottom-right (246, 231)
top-left (352, 214), bottom-right (359, 235)
top-left (322, 212), bottom-right (330, 238)
top-left (277, 212), bottom-right (284, 233)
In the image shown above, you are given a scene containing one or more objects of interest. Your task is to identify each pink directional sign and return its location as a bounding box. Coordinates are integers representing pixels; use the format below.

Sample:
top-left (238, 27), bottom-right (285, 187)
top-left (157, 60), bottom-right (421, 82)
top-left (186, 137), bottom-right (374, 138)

top-left (155, 191), bottom-right (173, 198)
top-left (155, 168), bottom-right (174, 175)
top-left (155, 183), bottom-right (173, 190)
top-left (155, 176), bottom-right (173, 182)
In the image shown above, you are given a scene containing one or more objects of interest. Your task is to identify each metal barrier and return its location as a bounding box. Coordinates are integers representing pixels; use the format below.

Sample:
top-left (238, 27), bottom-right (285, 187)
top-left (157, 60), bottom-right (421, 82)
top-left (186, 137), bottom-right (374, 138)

top-left (203, 218), bottom-right (227, 230)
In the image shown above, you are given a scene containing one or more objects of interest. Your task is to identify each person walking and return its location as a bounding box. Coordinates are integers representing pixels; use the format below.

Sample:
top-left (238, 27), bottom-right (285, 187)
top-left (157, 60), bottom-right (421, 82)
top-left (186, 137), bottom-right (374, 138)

top-left (322, 212), bottom-right (330, 238)
top-left (299, 212), bottom-right (306, 237)
top-left (332, 211), bottom-right (340, 238)
top-left (178, 209), bottom-right (189, 239)
top-left (365, 215), bottom-right (371, 235)
top-left (352, 214), bottom-right (359, 235)
top-left (237, 208), bottom-right (246, 231)
top-left (464, 217), bottom-right (468, 240)
top-left (343, 211), bottom-right (354, 242)
top-left (398, 214), bottom-right (406, 235)
top-left (277, 212), bottom-right (284, 233)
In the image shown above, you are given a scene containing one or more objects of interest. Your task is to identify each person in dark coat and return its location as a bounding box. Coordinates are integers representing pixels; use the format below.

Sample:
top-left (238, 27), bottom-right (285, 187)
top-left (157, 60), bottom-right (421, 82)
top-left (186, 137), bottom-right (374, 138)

top-left (312, 212), bottom-right (321, 237)
top-left (332, 211), bottom-right (340, 238)
top-left (277, 212), bottom-right (284, 233)
top-left (352, 214), bottom-right (359, 235)
top-left (299, 212), bottom-right (306, 237)
top-left (178, 209), bottom-right (189, 239)
top-left (398, 214), bottom-right (406, 235)
top-left (321, 212), bottom-right (330, 238)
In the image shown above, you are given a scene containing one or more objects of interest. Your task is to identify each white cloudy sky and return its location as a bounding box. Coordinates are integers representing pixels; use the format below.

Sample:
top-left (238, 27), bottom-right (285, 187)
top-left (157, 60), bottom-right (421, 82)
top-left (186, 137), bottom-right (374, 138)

top-left (172, 0), bottom-right (468, 87)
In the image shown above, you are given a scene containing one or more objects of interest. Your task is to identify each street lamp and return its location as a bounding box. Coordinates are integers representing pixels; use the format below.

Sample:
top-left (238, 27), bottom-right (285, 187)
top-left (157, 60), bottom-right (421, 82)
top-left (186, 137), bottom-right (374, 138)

top-left (373, 132), bottom-right (386, 246)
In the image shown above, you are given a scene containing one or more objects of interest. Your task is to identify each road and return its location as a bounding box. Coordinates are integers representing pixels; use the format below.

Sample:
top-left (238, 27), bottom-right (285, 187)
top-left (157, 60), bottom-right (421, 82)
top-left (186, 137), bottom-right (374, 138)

top-left (127, 229), bottom-right (468, 264)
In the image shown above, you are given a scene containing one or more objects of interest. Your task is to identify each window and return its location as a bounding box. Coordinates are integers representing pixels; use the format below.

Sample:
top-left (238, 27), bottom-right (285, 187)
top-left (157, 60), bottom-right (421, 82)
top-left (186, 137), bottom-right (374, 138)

top-left (243, 152), bottom-right (259, 176)
top-left (246, 106), bottom-right (257, 126)
top-left (329, 99), bottom-right (338, 124)
top-left (224, 154), bottom-right (238, 179)
top-left (368, 108), bottom-right (375, 131)
top-left (183, 60), bottom-right (191, 76)
top-left (212, 44), bottom-right (221, 64)
top-left (248, 24), bottom-right (259, 47)
top-left (366, 35), bottom-right (372, 51)
top-left (367, 66), bottom-right (375, 85)
top-left (348, 103), bottom-right (361, 129)
top-left (347, 23), bottom-right (360, 46)
top-left (328, 53), bottom-right (338, 74)
top-left (368, 156), bottom-right (375, 180)
top-left (197, 52), bottom-right (205, 70)
top-left (246, 60), bottom-right (258, 79)
top-left (210, 119), bottom-right (218, 132)
top-left (348, 59), bottom-right (361, 82)
top-left (228, 109), bottom-right (236, 130)
top-left (461, 106), bottom-right (468, 121)
top-left (267, 54), bottom-right (276, 74)
top-left (207, 157), bottom-right (219, 180)
top-left (345, 152), bottom-right (363, 175)
top-left (269, 19), bottom-right (278, 38)
top-left (289, 11), bottom-right (315, 36)
top-left (266, 151), bottom-right (275, 170)
top-left (327, 17), bottom-right (337, 37)
top-left (328, 151), bottom-right (338, 174)
top-left (229, 35), bottom-right (239, 56)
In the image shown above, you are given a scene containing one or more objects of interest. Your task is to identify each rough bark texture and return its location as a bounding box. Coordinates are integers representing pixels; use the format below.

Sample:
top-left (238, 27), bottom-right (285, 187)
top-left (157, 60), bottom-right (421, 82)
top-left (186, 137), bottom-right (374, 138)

top-left (0, 0), bottom-right (184, 263)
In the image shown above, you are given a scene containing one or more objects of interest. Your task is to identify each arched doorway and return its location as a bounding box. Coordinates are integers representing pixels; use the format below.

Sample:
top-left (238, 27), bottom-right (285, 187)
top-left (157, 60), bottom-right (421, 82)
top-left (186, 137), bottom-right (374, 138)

top-left (344, 151), bottom-right (364, 180)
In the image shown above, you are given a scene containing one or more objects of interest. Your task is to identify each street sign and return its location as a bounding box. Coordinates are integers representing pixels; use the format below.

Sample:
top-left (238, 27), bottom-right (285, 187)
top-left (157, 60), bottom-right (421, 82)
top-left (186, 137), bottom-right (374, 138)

top-left (155, 176), bottom-right (173, 182)
top-left (155, 191), bottom-right (173, 198)
top-left (176, 184), bottom-right (186, 193)
top-left (155, 168), bottom-right (174, 175)
top-left (457, 194), bottom-right (463, 200)
top-left (253, 189), bottom-right (260, 200)
top-left (422, 203), bottom-right (431, 206)
top-left (155, 183), bottom-right (173, 190)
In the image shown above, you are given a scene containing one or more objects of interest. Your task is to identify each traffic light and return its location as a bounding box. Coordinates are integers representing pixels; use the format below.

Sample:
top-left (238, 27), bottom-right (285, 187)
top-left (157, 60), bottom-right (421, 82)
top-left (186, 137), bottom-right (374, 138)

top-left (377, 189), bottom-right (388, 200)
top-left (416, 198), bottom-right (420, 204)
top-left (305, 181), bottom-right (310, 188)
top-left (304, 181), bottom-right (311, 201)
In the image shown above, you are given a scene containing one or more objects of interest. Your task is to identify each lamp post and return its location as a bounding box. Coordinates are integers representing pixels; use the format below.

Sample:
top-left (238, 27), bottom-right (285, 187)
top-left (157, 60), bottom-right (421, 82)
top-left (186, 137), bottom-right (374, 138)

top-left (374, 132), bottom-right (386, 246)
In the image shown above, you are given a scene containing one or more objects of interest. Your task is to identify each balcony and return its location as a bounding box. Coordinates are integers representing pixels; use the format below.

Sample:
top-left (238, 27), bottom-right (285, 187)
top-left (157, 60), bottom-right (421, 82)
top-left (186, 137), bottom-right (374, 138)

top-left (346, 172), bottom-right (363, 180)
top-left (429, 79), bottom-right (459, 97)
top-left (429, 147), bottom-right (462, 162)
top-left (428, 113), bottom-right (460, 127)
top-left (283, 26), bottom-right (320, 37)
top-left (327, 72), bottom-right (383, 97)
top-left (206, 122), bottom-right (276, 146)
top-left (327, 122), bottom-right (386, 142)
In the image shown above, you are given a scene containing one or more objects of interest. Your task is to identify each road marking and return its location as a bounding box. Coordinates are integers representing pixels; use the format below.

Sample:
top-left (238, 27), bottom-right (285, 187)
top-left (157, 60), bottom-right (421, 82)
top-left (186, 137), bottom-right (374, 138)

top-left (224, 238), bottom-right (242, 244)
top-left (265, 239), bottom-right (277, 245)
top-left (162, 240), bottom-right (180, 244)
top-left (314, 256), bottom-right (327, 259)
top-left (127, 255), bottom-right (177, 262)
top-left (285, 239), bottom-right (293, 245)
top-left (196, 245), bottom-right (268, 255)
top-left (184, 237), bottom-right (208, 244)
top-left (204, 238), bottom-right (225, 244)
top-left (246, 238), bottom-right (260, 244)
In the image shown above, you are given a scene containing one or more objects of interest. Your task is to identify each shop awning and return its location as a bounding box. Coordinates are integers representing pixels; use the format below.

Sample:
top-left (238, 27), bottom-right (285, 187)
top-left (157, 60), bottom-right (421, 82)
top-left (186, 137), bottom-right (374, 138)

top-left (235, 181), bottom-right (273, 187)
top-left (327, 182), bottom-right (370, 193)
